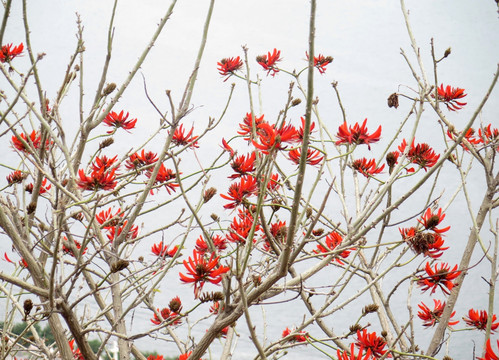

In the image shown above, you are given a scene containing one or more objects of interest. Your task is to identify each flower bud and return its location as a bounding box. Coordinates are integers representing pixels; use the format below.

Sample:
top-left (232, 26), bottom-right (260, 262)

top-left (291, 98), bottom-right (302, 107)
top-left (203, 187), bottom-right (217, 203)
top-left (111, 259), bottom-right (130, 273)
top-left (387, 93), bottom-right (399, 109)
top-left (103, 83), bottom-right (117, 96)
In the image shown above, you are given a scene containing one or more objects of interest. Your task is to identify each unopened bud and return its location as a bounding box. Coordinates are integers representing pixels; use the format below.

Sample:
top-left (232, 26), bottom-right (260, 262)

top-left (210, 213), bottom-right (220, 222)
top-left (362, 304), bottom-right (379, 315)
top-left (443, 48), bottom-right (451, 58)
top-left (387, 93), bottom-right (399, 109)
top-left (291, 98), bottom-right (302, 107)
top-left (203, 187), bottom-right (217, 203)
top-left (110, 259), bottom-right (129, 273)
top-left (103, 83), bottom-right (117, 96)
top-left (99, 138), bottom-right (114, 149)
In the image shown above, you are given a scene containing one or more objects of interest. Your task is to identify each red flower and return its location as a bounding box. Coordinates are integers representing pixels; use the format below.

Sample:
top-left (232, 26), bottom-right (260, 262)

top-left (418, 208), bottom-right (450, 234)
top-left (417, 262), bottom-right (461, 295)
top-left (106, 221), bottom-right (138, 243)
top-left (62, 237), bottom-right (87, 257)
top-left (398, 139), bottom-right (440, 172)
top-left (221, 138), bottom-right (236, 157)
top-left (336, 119), bottom-right (381, 149)
top-left (288, 148), bottom-right (323, 166)
top-left (230, 152), bottom-right (256, 178)
top-left (217, 56), bottom-right (243, 80)
top-left (478, 339), bottom-right (499, 360)
top-left (238, 113), bottom-right (266, 140)
top-left (252, 122), bottom-right (299, 154)
top-left (262, 221), bottom-right (287, 252)
top-left (6, 170), bottom-right (27, 185)
top-left (78, 168), bottom-right (117, 191)
top-left (103, 110), bottom-right (137, 133)
top-left (96, 207), bottom-right (122, 228)
top-left (256, 48), bottom-right (281, 76)
top-left (306, 52), bottom-right (333, 74)
top-left (25, 178), bottom-right (52, 194)
top-left (400, 227), bottom-right (448, 258)
top-left (337, 343), bottom-right (372, 360)
top-left (417, 299), bottom-right (458, 327)
top-left (282, 327), bottom-right (308, 343)
top-left (151, 241), bottom-right (178, 257)
top-left (210, 301), bottom-right (222, 314)
top-left (436, 84), bottom-right (467, 111)
top-left (313, 232), bottom-right (352, 265)
top-left (91, 155), bottom-right (119, 172)
top-left (146, 164), bottom-right (179, 194)
top-left (179, 250), bottom-right (230, 298)
top-left (68, 339), bottom-right (84, 360)
top-left (125, 150), bottom-right (158, 172)
top-left (267, 173), bottom-right (280, 192)
top-left (226, 209), bottom-right (260, 244)
top-left (171, 124), bottom-right (199, 148)
top-left (479, 124), bottom-right (499, 151)
top-left (352, 158), bottom-right (385, 177)
top-left (195, 234), bottom-right (227, 255)
top-left (355, 329), bottom-right (391, 359)
top-left (150, 307), bottom-right (181, 326)
top-left (220, 175), bottom-right (258, 209)
top-left (0, 43), bottom-right (23, 63)
top-left (178, 352), bottom-right (195, 360)
top-left (463, 309), bottom-right (499, 332)
top-left (298, 116), bottom-right (316, 141)
top-left (11, 131), bottom-right (41, 152)
top-left (447, 128), bottom-right (482, 151)
top-left (147, 355), bottom-right (164, 360)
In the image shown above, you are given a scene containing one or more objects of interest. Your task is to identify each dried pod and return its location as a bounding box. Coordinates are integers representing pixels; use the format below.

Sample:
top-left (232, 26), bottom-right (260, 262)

top-left (23, 299), bottom-right (33, 318)
top-left (386, 151), bottom-right (398, 169)
top-left (381, 330), bottom-right (388, 338)
top-left (312, 228), bottom-right (324, 237)
top-left (110, 259), bottom-right (130, 273)
top-left (138, 256), bottom-right (144, 262)
top-left (71, 212), bottom-right (84, 222)
top-left (349, 324), bottom-right (362, 333)
top-left (168, 297), bottom-right (183, 313)
top-left (102, 83), bottom-right (117, 96)
top-left (362, 304), bottom-right (379, 315)
top-left (99, 137), bottom-right (114, 149)
top-left (203, 187), bottom-right (217, 203)
top-left (27, 203), bottom-right (37, 214)
top-left (387, 93), bottom-right (399, 109)
top-left (291, 98), bottom-right (302, 107)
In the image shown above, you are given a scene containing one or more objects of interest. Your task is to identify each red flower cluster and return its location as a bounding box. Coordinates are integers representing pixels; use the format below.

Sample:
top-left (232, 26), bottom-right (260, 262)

top-left (417, 262), bottom-right (461, 295)
top-left (125, 150), bottom-right (158, 172)
top-left (417, 299), bottom-right (458, 327)
top-left (226, 209), bottom-right (261, 244)
top-left (436, 84), bottom-right (467, 111)
top-left (252, 122), bottom-right (300, 154)
top-left (306, 53), bottom-right (333, 74)
top-left (478, 339), bottom-right (499, 360)
top-left (479, 124), bottom-right (499, 151)
top-left (352, 158), bottom-right (385, 177)
top-left (151, 241), bottom-right (179, 258)
top-left (397, 139), bottom-right (440, 172)
top-left (313, 232), bottom-right (353, 265)
top-left (146, 163), bottom-right (179, 195)
top-left (238, 113), bottom-right (266, 140)
top-left (171, 124), bottom-right (199, 148)
top-left (399, 227), bottom-right (448, 259)
top-left (6, 170), bottom-right (27, 185)
top-left (418, 208), bottom-right (450, 234)
top-left (337, 343), bottom-right (372, 360)
top-left (463, 309), bottom-right (499, 332)
top-left (68, 339), bottom-right (84, 360)
top-left (355, 329), bottom-right (391, 359)
top-left (150, 307), bottom-right (181, 326)
top-left (147, 355), bottom-right (164, 360)
top-left (195, 234), bottom-right (227, 255)
top-left (103, 110), bottom-right (137, 133)
top-left (95, 208), bottom-right (138, 243)
top-left (230, 152), bottom-right (256, 178)
top-left (179, 250), bottom-right (230, 298)
top-left (78, 156), bottom-right (118, 191)
top-left (288, 147), bottom-right (323, 166)
top-left (217, 56), bottom-right (243, 81)
top-left (0, 43), bottom-right (23, 63)
top-left (11, 131), bottom-right (43, 153)
top-left (25, 178), bottom-right (52, 194)
top-left (281, 327), bottom-right (308, 343)
top-left (256, 48), bottom-right (281, 76)
top-left (220, 175), bottom-right (258, 209)
top-left (62, 237), bottom-right (87, 257)
top-left (336, 119), bottom-right (382, 150)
